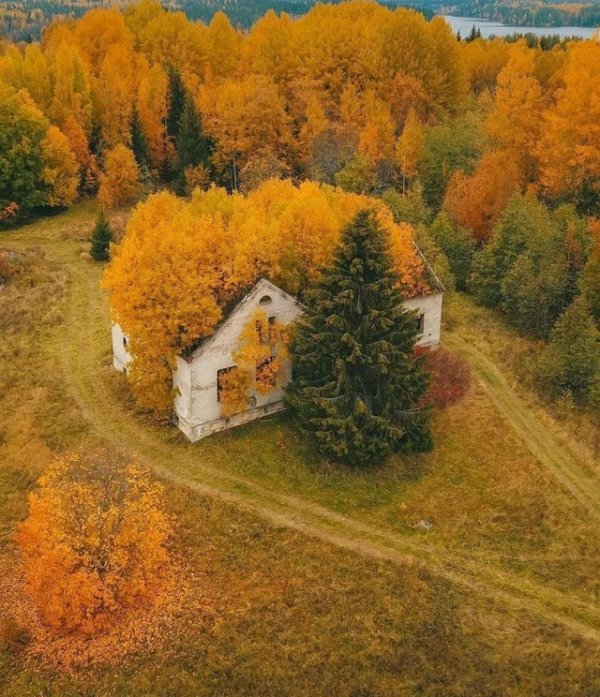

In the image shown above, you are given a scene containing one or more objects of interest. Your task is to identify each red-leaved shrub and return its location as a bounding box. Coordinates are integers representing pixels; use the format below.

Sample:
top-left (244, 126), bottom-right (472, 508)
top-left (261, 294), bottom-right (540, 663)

top-left (419, 347), bottom-right (471, 409)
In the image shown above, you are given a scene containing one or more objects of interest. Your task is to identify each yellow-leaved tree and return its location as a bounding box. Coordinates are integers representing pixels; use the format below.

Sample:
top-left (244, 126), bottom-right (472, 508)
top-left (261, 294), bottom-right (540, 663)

top-left (487, 41), bottom-right (542, 182)
top-left (98, 144), bottom-right (141, 208)
top-left (16, 453), bottom-right (172, 637)
top-left (103, 180), bottom-right (426, 413)
top-left (219, 309), bottom-right (289, 416)
top-left (395, 107), bottom-right (425, 194)
top-left (537, 41), bottom-right (600, 205)
top-left (41, 125), bottom-right (79, 207)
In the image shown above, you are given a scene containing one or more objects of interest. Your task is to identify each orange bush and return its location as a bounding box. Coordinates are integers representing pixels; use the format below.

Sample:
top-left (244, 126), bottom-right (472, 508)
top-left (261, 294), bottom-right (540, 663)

top-left (16, 453), bottom-right (172, 637)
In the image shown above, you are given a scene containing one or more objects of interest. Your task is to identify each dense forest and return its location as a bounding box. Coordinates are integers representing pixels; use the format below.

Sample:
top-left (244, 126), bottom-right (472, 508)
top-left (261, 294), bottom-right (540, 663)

top-left (442, 0), bottom-right (600, 28)
top-left (0, 0), bottom-right (598, 42)
top-left (0, 0), bottom-right (599, 412)
top-left (0, 0), bottom-right (433, 40)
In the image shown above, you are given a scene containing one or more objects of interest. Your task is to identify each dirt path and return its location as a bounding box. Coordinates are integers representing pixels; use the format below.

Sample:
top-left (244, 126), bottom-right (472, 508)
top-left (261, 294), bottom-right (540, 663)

top-left (445, 335), bottom-right (600, 520)
top-left (5, 228), bottom-right (600, 641)
top-left (56, 250), bottom-right (600, 640)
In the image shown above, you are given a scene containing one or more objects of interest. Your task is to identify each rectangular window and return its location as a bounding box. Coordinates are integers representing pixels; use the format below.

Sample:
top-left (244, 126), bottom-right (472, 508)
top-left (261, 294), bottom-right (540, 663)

top-left (268, 316), bottom-right (276, 343)
top-left (256, 356), bottom-right (276, 388)
top-left (417, 313), bottom-right (425, 334)
top-left (217, 366), bottom-right (237, 402)
top-left (256, 319), bottom-right (266, 345)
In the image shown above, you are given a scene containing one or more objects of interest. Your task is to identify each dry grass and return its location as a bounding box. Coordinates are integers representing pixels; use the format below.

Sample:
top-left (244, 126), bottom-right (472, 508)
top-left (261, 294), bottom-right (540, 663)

top-left (1, 208), bottom-right (600, 695)
top-left (443, 293), bottom-right (600, 459)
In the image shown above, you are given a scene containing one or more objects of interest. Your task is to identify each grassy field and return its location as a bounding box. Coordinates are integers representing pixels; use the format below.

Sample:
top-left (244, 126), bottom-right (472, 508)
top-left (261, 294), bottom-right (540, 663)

top-left (1, 203), bottom-right (600, 696)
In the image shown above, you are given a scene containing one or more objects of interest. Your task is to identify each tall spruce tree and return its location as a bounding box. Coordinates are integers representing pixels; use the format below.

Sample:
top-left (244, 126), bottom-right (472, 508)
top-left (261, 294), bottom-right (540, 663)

top-left (166, 66), bottom-right (186, 140)
top-left (286, 210), bottom-right (432, 466)
top-left (90, 209), bottom-right (114, 262)
top-left (175, 94), bottom-right (212, 195)
top-left (539, 296), bottom-right (600, 403)
top-left (130, 106), bottom-right (149, 168)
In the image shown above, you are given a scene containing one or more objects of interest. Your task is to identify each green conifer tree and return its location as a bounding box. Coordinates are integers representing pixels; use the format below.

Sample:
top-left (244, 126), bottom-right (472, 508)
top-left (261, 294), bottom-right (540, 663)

top-left (539, 296), bottom-right (600, 403)
top-left (130, 106), bottom-right (149, 168)
top-left (90, 209), bottom-right (114, 262)
top-left (581, 243), bottom-right (600, 322)
top-left (175, 94), bottom-right (212, 195)
top-left (166, 66), bottom-right (186, 140)
top-left (428, 212), bottom-right (474, 291)
top-left (286, 210), bottom-right (432, 466)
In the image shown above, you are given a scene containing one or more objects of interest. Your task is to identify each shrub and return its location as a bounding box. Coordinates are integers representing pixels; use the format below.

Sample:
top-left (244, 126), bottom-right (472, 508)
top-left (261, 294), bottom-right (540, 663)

top-left (420, 347), bottom-right (471, 409)
top-left (90, 210), bottom-right (114, 262)
top-left (16, 453), bottom-right (172, 637)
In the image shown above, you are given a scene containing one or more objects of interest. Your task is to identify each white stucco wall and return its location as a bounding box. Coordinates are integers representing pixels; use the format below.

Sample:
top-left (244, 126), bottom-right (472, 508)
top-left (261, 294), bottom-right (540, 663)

top-left (174, 280), bottom-right (304, 442)
top-left (111, 282), bottom-right (443, 443)
top-left (403, 292), bottom-right (443, 348)
top-left (112, 323), bottom-right (132, 372)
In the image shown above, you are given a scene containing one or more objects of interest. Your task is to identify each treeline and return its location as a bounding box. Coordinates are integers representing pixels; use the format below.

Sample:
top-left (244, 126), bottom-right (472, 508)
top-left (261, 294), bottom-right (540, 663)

top-left (463, 26), bottom-right (584, 49)
top-left (1, 0), bottom-right (599, 219)
top-left (0, 0), bottom-right (434, 41)
top-left (447, 0), bottom-right (600, 27)
top-left (0, 0), bottom-right (598, 402)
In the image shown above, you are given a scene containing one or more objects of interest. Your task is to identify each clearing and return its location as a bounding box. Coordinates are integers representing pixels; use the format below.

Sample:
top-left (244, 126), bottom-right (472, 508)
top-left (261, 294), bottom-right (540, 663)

top-left (1, 203), bottom-right (599, 696)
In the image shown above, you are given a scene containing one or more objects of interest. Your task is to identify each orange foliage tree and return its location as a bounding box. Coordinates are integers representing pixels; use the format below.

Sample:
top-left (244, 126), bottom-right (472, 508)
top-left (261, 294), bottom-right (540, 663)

top-left (103, 180), bottom-right (426, 413)
top-left (537, 41), bottom-right (600, 207)
top-left (395, 107), bottom-right (425, 194)
top-left (41, 125), bottom-right (79, 207)
top-left (16, 453), bottom-right (172, 637)
top-left (487, 41), bottom-right (543, 182)
top-left (98, 144), bottom-right (141, 208)
top-left (443, 150), bottom-right (522, 241)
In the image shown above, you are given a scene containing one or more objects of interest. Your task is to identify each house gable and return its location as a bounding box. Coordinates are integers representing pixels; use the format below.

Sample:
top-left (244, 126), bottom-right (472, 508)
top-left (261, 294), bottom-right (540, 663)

top-left (185, 278), bottom-right (304, 364)
top-left (173, 278), bottom-right (304, 440)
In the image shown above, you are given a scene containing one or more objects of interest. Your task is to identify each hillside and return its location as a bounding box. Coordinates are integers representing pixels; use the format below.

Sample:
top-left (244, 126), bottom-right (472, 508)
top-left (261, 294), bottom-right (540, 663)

top-left (0, 0), bottom-right (434, 40)
top-left (1, 201), bottom-right (600, 695)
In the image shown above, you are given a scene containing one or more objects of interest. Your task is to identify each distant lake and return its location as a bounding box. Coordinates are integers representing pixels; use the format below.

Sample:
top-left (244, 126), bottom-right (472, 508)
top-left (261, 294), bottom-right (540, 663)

top-left (442, 14), bottom-right (598, 39)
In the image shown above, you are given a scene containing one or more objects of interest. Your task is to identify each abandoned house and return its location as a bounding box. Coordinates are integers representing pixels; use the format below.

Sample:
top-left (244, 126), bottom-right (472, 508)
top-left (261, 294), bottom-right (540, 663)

top-left (112, 275), bottom-right (444, 443)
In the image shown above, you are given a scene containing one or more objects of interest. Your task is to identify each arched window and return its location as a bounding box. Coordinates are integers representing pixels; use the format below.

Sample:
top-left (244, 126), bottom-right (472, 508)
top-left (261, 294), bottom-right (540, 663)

top-left (259, 294), bottom-right (272, 306)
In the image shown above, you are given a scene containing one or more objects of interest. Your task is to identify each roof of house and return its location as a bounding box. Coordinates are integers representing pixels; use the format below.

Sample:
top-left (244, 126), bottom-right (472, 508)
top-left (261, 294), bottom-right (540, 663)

top-left (182, 253), bottom-right (444, 364)
top-left (414, 242), bottom-right (446, 295)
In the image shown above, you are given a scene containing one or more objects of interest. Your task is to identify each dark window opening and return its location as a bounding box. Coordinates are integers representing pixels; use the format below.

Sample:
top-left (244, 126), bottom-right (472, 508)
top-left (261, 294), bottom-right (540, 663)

top-left (268, 315), bottom-right (276, 343)
top-left (256, 319), bottom-right (266, 344)
top-left (217, 366), bottom-right (237, 402)
top-left (259, 294), bottom-right (272, 305)
top-left (256, 356), bottom-right (276, 387)
top-left (123, 336), bottom-right (128, 347)
top-left (417, 314), bottom-right (425, 333)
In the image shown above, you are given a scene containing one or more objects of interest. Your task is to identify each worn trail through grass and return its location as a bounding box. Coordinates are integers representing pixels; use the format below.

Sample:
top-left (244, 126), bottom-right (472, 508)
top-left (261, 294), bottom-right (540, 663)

top-left (39, 240), bottom-right (595, 643)
top-left (445, 334), bottom-right (600, 521)
top-left (4, 224), bottom-right (600, 643)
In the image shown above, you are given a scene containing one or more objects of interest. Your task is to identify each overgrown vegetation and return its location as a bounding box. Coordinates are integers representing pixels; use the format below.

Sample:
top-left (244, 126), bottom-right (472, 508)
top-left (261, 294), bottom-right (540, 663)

top-left (1, 206), bottom-right (600, 693)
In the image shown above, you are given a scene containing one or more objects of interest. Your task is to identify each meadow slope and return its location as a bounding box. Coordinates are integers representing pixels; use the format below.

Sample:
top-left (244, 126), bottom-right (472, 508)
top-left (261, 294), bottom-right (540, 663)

top-left (1, 204), bottom-right (600, 696)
